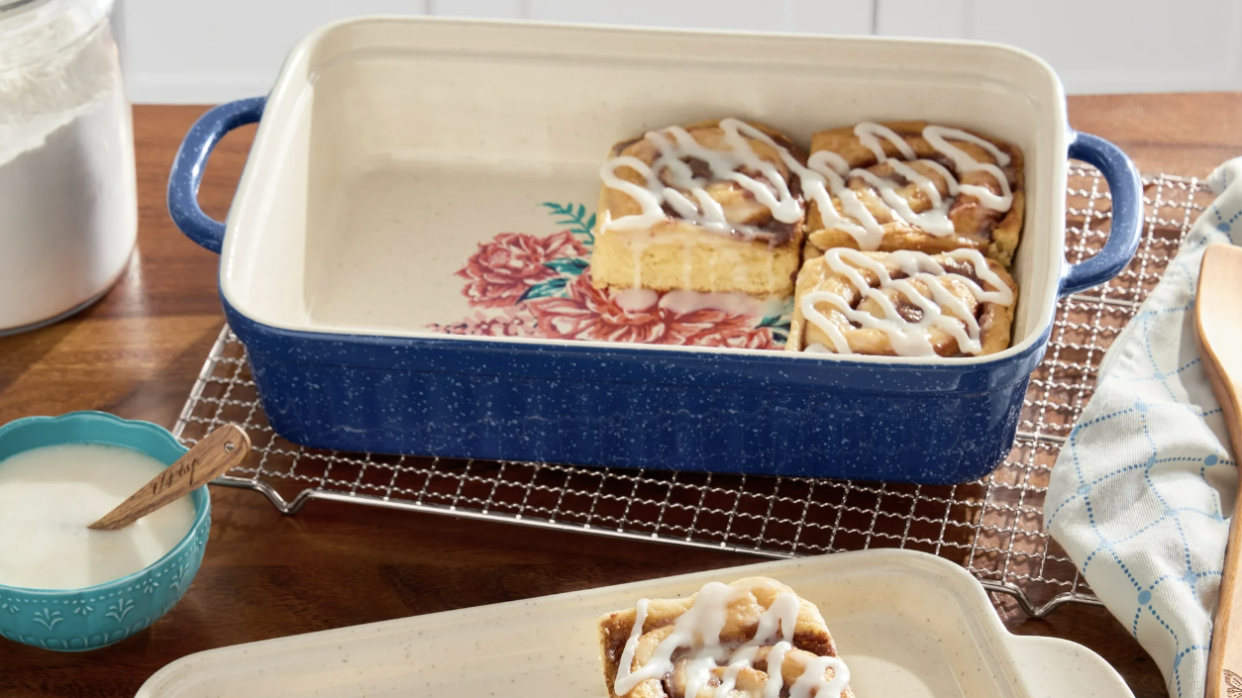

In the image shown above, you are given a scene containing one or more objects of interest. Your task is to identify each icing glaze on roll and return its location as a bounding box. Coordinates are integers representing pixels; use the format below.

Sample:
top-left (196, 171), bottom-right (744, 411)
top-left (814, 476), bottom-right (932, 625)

top-left (613, 580), bottom-right (850, 698)
top-left (808, 122), bottom-right (1017, 249)
top-left (799, 248), bottom-right (1014, 357)
top-left (600, 119), bottom-right (805, 245)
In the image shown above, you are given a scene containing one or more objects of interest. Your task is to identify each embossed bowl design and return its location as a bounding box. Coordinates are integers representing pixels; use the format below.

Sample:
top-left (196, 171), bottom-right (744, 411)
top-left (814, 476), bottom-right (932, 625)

top-left (0, 412), bottom-right (210, 652)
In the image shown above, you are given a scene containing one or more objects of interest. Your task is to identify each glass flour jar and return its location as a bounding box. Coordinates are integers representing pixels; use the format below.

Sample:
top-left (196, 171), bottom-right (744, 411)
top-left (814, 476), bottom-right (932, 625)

top-left (0, 0), bottom-right (136, 335)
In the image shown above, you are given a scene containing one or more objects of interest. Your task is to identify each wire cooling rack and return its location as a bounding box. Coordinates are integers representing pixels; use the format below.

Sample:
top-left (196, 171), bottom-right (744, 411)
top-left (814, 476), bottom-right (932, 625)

top-left (173, 167), bottom-right (1214, 619)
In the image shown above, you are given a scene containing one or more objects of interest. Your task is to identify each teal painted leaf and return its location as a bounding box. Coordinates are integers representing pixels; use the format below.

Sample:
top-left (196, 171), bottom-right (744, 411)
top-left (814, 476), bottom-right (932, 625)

top-left (543, 257), bottom-right (590, 275)
top-left (518, 277), bottom-right (569, 302)
top-left (540, 200), bottom-right (596, 244)
top-left (758, 315), bottom-right (792, 333)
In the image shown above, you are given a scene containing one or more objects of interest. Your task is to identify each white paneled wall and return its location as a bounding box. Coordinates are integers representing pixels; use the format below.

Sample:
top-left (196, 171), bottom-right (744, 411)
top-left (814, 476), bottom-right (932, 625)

top-left (120, 0), bottom-right (1242, 103)
top-left (522, 0), bottom-right (873, 33)
top-left (426, 0), bottom-right (522, 18)
top-left (122, 0), bottom-right (432, 103)
top-left (121, 0), bottom-right (874, 102)
top-left (876, 0), bottom-right (1242, 94)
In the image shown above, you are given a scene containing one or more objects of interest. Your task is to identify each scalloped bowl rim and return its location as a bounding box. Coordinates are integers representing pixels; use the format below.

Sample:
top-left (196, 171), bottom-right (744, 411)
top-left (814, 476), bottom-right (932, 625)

top-left (0, 411), bottom-right (211, 597)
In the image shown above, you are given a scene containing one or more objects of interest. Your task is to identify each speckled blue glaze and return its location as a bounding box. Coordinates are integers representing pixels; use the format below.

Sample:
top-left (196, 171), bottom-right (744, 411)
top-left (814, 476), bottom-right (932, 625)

top-left (226, 300), bottom-right (1047, 483)
top-left (1062, 131), bottom-right (1143, 295)
top-left (167, 97), bottom-right (265, 254)
top-left (0, 412), bottom-right (210, 652)
top-left (173, 99), bottom-right (1143, 485)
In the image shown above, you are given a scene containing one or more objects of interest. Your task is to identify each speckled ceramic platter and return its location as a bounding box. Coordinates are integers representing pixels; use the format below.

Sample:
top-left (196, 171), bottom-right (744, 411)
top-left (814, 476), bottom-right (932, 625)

top-left (135, 550), bottom-right (1132, 698)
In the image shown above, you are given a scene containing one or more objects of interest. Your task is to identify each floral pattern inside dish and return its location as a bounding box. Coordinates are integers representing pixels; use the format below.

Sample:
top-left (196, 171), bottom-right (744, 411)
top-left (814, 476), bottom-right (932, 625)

top-left (429, 202), bottom-right (792, 349)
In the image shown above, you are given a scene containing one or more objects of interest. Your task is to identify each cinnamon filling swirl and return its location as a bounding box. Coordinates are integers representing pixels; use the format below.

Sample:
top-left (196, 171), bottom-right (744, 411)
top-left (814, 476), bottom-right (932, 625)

top-left (598, 577), bottom-right (854, 698)
top-left (789, 249), bottom-right (1017, 358)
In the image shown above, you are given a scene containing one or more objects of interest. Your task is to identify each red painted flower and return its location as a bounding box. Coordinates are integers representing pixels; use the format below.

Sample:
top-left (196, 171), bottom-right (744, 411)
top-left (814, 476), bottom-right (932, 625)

top-left (429, 308), bottom-right (539, 337)
top-left (528, 273), bottom-right (775, 348)
top-left (457, 231), bottom-right (588, 308)
top-left (469, 309), bottom-right (540, 337)
top-left (697, 326), bottom-right (777, 350)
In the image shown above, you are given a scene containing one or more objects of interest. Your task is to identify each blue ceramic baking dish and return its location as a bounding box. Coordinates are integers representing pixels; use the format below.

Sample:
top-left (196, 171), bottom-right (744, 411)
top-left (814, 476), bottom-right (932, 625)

top-left (167, 18), bottom-right (1142, 484)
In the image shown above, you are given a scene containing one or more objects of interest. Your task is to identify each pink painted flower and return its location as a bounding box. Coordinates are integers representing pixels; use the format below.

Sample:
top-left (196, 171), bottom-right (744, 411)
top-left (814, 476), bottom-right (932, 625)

top-left (428, 307), bottom-right (539, 337)
top-left (697, 327), bottom-right (778, 350)
top-left (528, 273), bottom-right (776, 348)
top-left (468, 310), bottom-right (540, 337)
top-left (457, 231), bottom-right (588, 308)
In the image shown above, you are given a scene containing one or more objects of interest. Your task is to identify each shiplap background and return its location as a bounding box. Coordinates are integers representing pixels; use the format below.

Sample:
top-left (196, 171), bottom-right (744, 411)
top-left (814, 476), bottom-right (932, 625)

top-left (118, 0), bottom-right (1242, 103)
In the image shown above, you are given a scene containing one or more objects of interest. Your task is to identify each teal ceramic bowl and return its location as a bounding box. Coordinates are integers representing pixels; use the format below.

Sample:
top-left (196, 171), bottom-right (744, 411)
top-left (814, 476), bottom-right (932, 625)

top-left (0, 412), bottom-right (210, 651)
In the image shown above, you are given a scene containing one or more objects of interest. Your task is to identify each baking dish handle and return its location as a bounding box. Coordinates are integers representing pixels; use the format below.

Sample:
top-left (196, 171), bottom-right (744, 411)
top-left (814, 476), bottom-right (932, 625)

top-left (167, 96), bottom-right (267, 254)
top-left (1059, 130), bottom-right (1143, 297)
top-left (1003, 634), bottom-right (1135, 697)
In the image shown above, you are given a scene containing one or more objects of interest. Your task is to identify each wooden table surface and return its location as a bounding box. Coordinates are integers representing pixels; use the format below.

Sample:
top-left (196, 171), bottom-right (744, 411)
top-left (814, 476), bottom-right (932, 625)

top-left (1, 93), bottom-right (1240, 697)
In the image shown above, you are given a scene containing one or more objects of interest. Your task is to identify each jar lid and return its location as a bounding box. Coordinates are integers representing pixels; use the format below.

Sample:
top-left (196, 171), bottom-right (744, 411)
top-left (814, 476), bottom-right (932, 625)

top-left (0, 0), bottom-right (51, 11)
top-left (0, 0), bottom-right (112, 70)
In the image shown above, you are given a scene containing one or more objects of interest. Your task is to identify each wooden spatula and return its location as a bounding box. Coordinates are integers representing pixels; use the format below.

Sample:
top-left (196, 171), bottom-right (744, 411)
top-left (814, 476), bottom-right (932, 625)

top-left (88, 424), bottom-right (251, 531)
top-left (1197, 243), bottom-right (1242, 698)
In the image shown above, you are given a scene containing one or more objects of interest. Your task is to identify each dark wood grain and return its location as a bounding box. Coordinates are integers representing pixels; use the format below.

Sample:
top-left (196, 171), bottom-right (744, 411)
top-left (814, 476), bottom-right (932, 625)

top-left (2, 93), bottom-right (1239, 697)
top-left (1069, 92), bottom-right (1242, 177)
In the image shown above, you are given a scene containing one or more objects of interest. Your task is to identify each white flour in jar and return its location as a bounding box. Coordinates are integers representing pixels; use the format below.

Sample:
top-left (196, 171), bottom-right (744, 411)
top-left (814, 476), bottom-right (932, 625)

top-left (0, 2), bottom-right (136, 332)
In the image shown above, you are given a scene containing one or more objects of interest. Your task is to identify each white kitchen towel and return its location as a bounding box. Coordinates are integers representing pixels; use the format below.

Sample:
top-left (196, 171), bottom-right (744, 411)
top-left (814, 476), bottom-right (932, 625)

top-left (1046, 159), bottom-right (1242, 698)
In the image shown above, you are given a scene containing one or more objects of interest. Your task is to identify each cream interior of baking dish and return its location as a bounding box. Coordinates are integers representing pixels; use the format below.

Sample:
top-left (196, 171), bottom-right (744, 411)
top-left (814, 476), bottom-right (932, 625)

top-left (220, 18), bottom-right (1069, 364)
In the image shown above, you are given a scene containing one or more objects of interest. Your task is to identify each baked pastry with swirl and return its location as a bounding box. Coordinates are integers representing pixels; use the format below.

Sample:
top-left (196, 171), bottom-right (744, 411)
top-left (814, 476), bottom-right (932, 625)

top-left (786, 249), bottom-right (1017, 357)
top-left (597, 576), bottom-right (854, 698)
top-left (802, 122), bottom-right (1024, 267)
top-left (592, 119), bottom-right (808, 297)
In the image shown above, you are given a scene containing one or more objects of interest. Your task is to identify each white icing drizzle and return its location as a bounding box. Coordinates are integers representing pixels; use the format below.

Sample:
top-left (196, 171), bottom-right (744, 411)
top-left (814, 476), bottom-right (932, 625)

top-left (615, 288), bottom-right (660, 312)
top-left (850, 169), bottom-right (954, 236)
top-left (682, 244), bottom-right (694, 288)
top-left (855, 122), bottom-right (917, 161)
top-left (790, 655), bottom-right (851, 698)
top-left (804, 151), bottom-right (877, 244)
top-left (612, 581), bottom-right (734, 696)
top-left (612, 581), bottom-right (849, 698)
top-left (612, 289), bottom-right (785, 318)
top-left (922, 125), bottom-right (1014, 212)
top-left (762, 642), bottom-right (790, 698)
top-left (627, 233), bottom-right (654, 288)
top-left (799, 249), bottom-right (1013, 357)
top-left (713, 651), bottom-right (753, 698)
top-left (615, 598), bottom-right (650, 692)
top-left (804, 122), bottom-right (1017, 249)
top-left (598, 118), bottom-right (1015, 290)
top-left (599, 119), bottom-right (803, 242)
top-left (659, 290), bottom-right (786, 318)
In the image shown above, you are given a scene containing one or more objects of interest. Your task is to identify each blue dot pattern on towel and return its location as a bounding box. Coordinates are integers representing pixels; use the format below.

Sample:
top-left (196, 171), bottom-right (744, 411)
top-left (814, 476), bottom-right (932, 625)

top-left (1046, 159), bottom-right (1242, 698)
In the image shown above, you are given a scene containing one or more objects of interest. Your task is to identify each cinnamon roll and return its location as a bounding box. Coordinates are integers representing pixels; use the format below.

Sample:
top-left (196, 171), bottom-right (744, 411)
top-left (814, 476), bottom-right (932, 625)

top-left (786, 249), bottom-right (1017, 357)
top-left (802, 122), bottom-right (1024, 266)
top-left (597, 577), bottom-right (854, 698)
top-left (592, 119), bottom-right (808, 297)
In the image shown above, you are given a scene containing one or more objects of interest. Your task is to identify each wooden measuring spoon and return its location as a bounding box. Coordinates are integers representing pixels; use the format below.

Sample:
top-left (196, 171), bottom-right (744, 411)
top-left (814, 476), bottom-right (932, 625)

top-left (88, 424), bottom-right (251, 531)
top-left (1197, 243), bottom-right (1242, 698)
